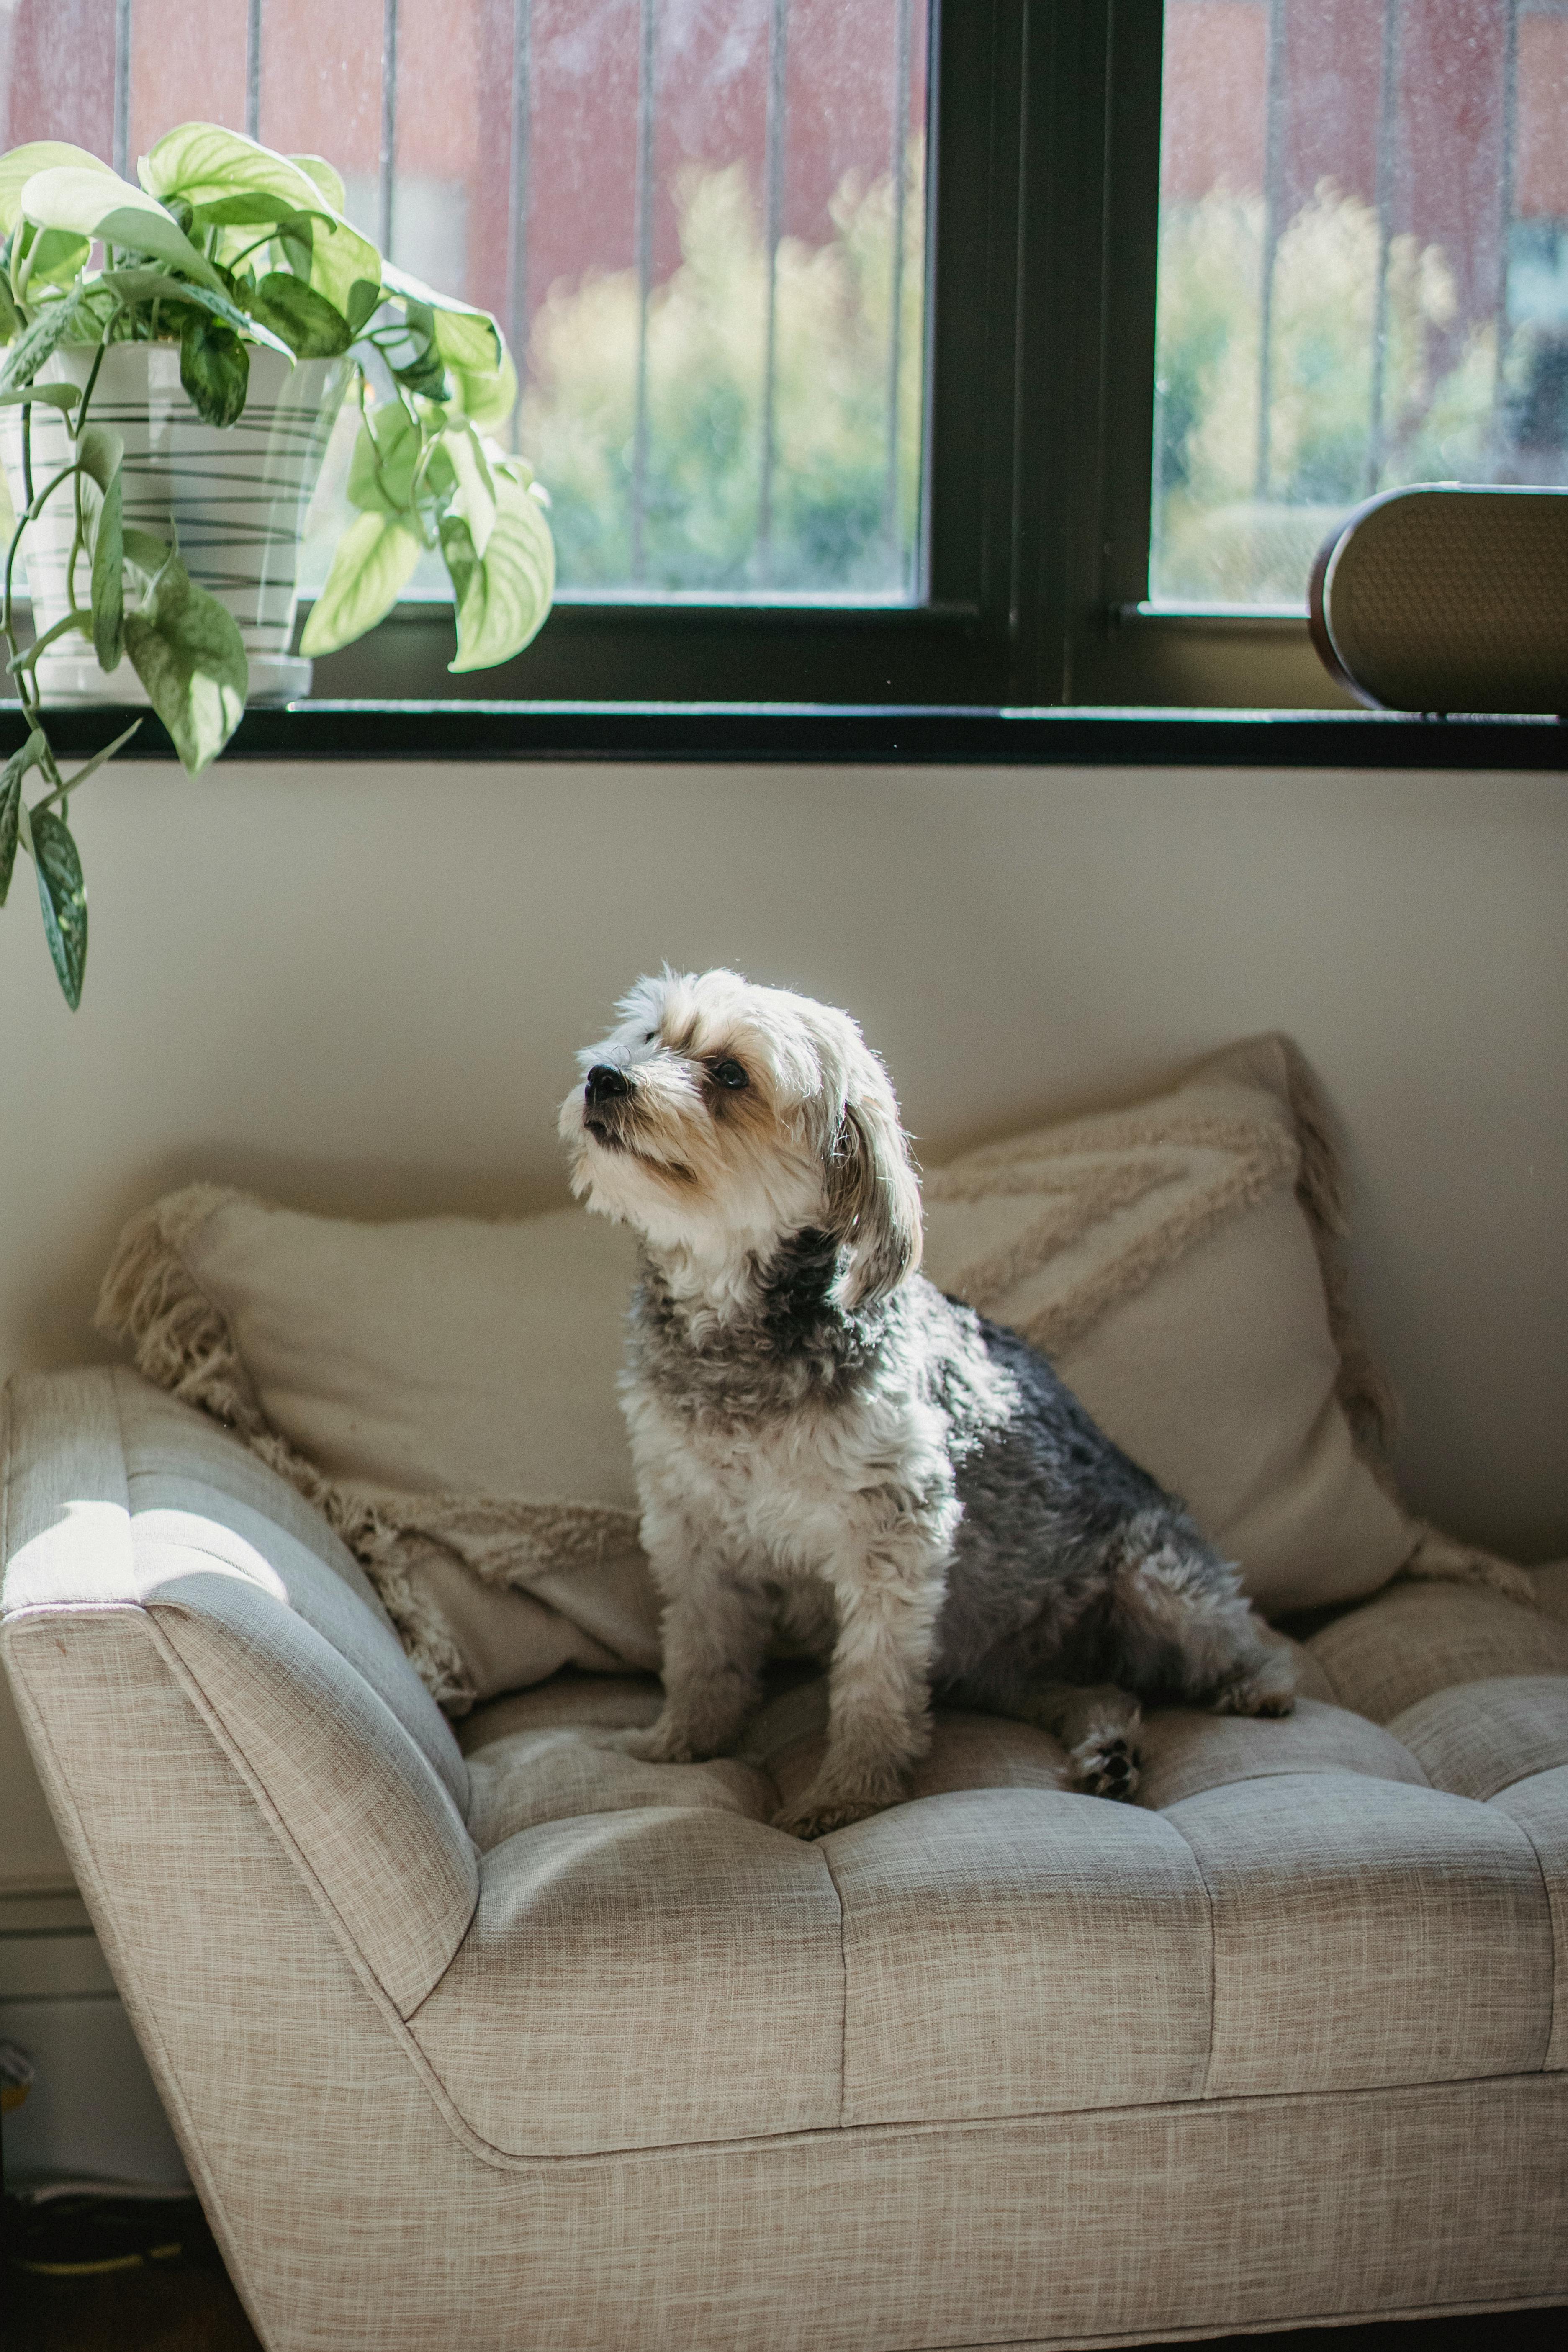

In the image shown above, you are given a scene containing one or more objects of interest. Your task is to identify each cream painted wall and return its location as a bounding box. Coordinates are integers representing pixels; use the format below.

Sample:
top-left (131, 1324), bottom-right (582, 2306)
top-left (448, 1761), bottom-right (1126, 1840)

top-left (3, 754), bottom-right (1566, 1887)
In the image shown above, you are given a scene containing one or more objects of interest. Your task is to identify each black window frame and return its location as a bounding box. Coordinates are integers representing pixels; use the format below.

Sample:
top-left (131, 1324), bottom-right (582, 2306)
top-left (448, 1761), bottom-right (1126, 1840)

top-left (306, 0), bottom-right (1335, 710)
top-left (4, 2), bottom-right (1547, 735)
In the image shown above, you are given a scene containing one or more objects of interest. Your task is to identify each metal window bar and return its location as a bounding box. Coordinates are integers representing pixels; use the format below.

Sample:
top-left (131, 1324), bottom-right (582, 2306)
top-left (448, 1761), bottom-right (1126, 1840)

top-left (1493, 0), bottom-right (1519, 478)
top-left (756, 0), bottom-right (788, 584)
top-left (246, 0), bottom-right (262, 141)
top-left (630, 0), bottom-right (658, 583)
top-left (113, 0), bottom-right (133, 177)
top-left (1149, 7), bottom-right (1172, 601)
top-left (1253, 0), bottom-right (1287, 500)
top-left (912, 0), bottom-right (937, 606)
top-left (1365, 0), bottom-right (1401, 496)
top-left (507, 0), bottom-right (534, 452)
top-left (884, 0), bottom-right (913, 579)
top-left (379, 0), bottom-right (400, 264)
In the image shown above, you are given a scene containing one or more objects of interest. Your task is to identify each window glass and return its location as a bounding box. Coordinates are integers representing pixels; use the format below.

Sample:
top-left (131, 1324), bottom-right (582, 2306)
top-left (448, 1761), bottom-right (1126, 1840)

top-left (0, 0), bottom-right (930, 604)
top-left (1151, 0), bottom-right (1568, 607)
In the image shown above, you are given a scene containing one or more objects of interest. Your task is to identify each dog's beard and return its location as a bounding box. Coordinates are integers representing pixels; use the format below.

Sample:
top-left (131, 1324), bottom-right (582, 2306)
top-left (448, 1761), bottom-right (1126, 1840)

top-left (560, 1086), bottom-right (825, 1289)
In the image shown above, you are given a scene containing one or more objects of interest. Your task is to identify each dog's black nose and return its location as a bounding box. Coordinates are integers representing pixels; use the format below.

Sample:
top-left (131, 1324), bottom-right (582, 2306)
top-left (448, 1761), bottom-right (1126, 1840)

top-left (586, 1064), bottom-right (632, 1106)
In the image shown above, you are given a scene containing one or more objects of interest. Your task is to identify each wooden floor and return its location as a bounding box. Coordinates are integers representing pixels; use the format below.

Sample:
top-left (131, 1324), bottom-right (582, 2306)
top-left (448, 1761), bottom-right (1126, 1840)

top-left (8, 2252), bottom-right (263, 2351)
top-left (5, 2210), bottom-right (1563, 2352)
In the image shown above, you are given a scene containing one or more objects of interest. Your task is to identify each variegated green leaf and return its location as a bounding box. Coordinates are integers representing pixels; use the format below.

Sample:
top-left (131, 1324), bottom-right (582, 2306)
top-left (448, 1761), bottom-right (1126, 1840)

top-left (28, 804), bottom-right (87, 1008)
top-left (299, 511), bottom-right (422, 656)
top-left (141, 123), bottom-right (322, 212)
top-left (442, 422), bottom-right (496, 554)
top-left (0, 726), bottom-right (46, 906)
top-left (241, 272), bottom-right (351, 359)
top-left (123, 525), bottom-right (173, 578)
top-left (0, 381), bottom-right (78, 411)
top-left (0, 291), bottom-right (85, 395)
top-left (141, 126), bottom-right (379, 325)
top-left (25, 227), bottom-right (90, 290)
top-left (346, 399), bottom-right (421, 516)
top-left (179, 314), bottom-right (249, 429)
top-left (101, 269), bottom-right (294, 360)
top-left (77, 425), bottom-right (125, 670)
top-left (0, 144), bottom-right (113, 238)
top-left (446, 475), bottom-right (554, 673)
top-left (123, 556), bottom-right (247, 774)
top-left (447, 344), bottom-right (517, 434)
top-left (378, 261), bottom-right (514, 429)
top-left (289, 156), bottom-right (349, 216)
top-left (20, 167), bottom-right (222, 289)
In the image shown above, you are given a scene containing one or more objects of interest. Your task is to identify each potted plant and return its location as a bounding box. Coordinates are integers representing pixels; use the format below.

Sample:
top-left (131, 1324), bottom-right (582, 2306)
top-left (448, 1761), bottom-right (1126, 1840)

top-left (0, 122), bottom-right (554, 1008)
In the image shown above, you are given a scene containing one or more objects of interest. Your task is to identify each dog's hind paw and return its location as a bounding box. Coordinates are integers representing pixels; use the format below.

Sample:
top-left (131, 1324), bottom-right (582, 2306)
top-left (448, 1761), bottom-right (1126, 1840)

top-left (1210, 1652), bottom-right (1297, 1718)
top-left (1067, 1733), bottom-right (1141, 1802)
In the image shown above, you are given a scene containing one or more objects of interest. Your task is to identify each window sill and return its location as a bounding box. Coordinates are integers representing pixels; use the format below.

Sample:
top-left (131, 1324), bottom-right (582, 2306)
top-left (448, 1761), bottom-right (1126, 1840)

top-left (3, 701), bottom-right (1564, 769)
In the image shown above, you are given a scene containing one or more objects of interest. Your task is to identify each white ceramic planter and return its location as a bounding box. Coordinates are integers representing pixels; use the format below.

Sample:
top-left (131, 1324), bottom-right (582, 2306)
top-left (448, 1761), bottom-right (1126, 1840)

top-left (0, 342), bottom-right (351, 705)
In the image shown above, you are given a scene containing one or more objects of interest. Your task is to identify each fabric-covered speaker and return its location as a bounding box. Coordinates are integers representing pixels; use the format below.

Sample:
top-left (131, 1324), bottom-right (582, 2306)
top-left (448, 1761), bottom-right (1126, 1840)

top-left (1308, 485), bottom-right (1568, 715)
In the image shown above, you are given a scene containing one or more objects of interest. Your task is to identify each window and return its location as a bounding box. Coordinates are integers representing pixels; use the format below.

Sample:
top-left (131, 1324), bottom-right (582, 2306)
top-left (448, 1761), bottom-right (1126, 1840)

top-left (5, 3), bottom-right (1562, 707)
top-left (4, 0), bottom-right (951, 699)
top-left (1153, 0), bottom-right (1568, 608)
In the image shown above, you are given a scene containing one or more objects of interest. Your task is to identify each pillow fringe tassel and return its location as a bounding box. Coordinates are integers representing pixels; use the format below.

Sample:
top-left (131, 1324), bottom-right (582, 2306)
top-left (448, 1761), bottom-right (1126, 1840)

top-left (95, 1188), bottom-right (480, 1715)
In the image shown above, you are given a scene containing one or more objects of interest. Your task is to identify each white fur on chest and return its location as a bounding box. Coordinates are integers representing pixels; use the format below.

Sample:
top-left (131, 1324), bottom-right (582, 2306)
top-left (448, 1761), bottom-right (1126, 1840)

top-left (622, 1372), bottom-right (960, 1592)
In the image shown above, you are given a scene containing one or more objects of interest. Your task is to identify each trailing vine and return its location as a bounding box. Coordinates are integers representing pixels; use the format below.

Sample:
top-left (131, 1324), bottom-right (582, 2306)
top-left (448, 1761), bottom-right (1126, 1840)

top-left (0, 125), bottom-right (554, 1007)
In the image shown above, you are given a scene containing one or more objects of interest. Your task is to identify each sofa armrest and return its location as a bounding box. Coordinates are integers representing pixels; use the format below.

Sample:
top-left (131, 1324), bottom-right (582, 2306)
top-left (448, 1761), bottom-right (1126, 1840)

top-left (3, 1368), bottom-right (478, 2016)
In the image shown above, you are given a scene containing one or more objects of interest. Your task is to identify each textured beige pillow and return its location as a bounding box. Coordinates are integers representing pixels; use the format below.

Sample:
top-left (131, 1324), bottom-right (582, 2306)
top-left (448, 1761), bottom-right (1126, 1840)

top-left (98, 1035), bottom-right (1525, 1714)
top-left (99, 1191), bottom-right (660, 1713)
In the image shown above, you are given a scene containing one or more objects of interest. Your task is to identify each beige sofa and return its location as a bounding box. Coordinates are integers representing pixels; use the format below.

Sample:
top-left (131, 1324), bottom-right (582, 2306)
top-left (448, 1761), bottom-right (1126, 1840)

top-left (4, 1362), bottom-right (1567, 2352)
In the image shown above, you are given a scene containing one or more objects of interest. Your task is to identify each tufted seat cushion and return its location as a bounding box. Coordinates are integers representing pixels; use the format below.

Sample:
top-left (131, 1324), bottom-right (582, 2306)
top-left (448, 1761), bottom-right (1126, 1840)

top-left (406, 1567), bottom-right (1568, 2158)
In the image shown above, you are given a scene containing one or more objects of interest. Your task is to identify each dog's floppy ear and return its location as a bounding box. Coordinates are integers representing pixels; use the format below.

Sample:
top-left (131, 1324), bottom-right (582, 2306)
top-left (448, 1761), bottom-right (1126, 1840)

top-left (824, 1056), bottom-right (923, 1308)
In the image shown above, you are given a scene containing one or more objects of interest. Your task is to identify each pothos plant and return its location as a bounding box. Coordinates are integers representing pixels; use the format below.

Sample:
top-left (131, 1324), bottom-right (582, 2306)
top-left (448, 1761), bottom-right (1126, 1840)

top-left (0, 121), bottom-right (554, 1008)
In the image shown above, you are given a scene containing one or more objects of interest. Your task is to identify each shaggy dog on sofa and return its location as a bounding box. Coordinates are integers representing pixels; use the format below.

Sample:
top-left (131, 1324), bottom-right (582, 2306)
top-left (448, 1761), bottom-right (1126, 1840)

top-left (560, 969), bottom-right (1295, 1839)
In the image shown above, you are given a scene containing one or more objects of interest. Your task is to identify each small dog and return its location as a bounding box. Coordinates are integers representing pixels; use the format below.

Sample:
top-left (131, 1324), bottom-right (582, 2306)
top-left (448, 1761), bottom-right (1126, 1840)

top-left (559, 969), bottom-right (1295, 1839)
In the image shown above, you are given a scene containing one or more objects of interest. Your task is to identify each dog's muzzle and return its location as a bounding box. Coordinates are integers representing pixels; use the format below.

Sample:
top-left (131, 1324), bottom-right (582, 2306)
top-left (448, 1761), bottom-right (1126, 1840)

top-left (584, 1063), bottom-right (634, 1142)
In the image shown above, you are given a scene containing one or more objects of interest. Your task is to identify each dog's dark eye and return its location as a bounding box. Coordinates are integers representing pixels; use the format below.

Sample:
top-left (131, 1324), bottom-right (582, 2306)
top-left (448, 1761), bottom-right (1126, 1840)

top-left (711, 1059), bottom-right (749, 1090)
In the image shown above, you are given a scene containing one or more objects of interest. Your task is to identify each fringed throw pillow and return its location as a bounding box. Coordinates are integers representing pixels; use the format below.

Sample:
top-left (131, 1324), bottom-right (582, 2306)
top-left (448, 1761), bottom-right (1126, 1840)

top-left (98, 1193), bottom-right (660, 1714)
top-left (97, 1034), bottom-right (1529, 1714)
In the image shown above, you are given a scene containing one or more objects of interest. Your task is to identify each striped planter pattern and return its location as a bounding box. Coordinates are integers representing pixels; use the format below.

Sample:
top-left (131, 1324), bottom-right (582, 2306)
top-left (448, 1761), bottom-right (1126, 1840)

top-left (0, 342), bottom-right (351, 705)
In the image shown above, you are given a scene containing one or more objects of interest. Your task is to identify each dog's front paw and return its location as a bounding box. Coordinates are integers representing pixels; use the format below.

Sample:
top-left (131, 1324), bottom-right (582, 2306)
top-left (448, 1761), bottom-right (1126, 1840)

top-left (600, 1722), bottom-right (700, 1763)
top-left (773, 1792), bottom-right (884, 1839)
top-left (1067, 1732), bottom-right (1141, 1802)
